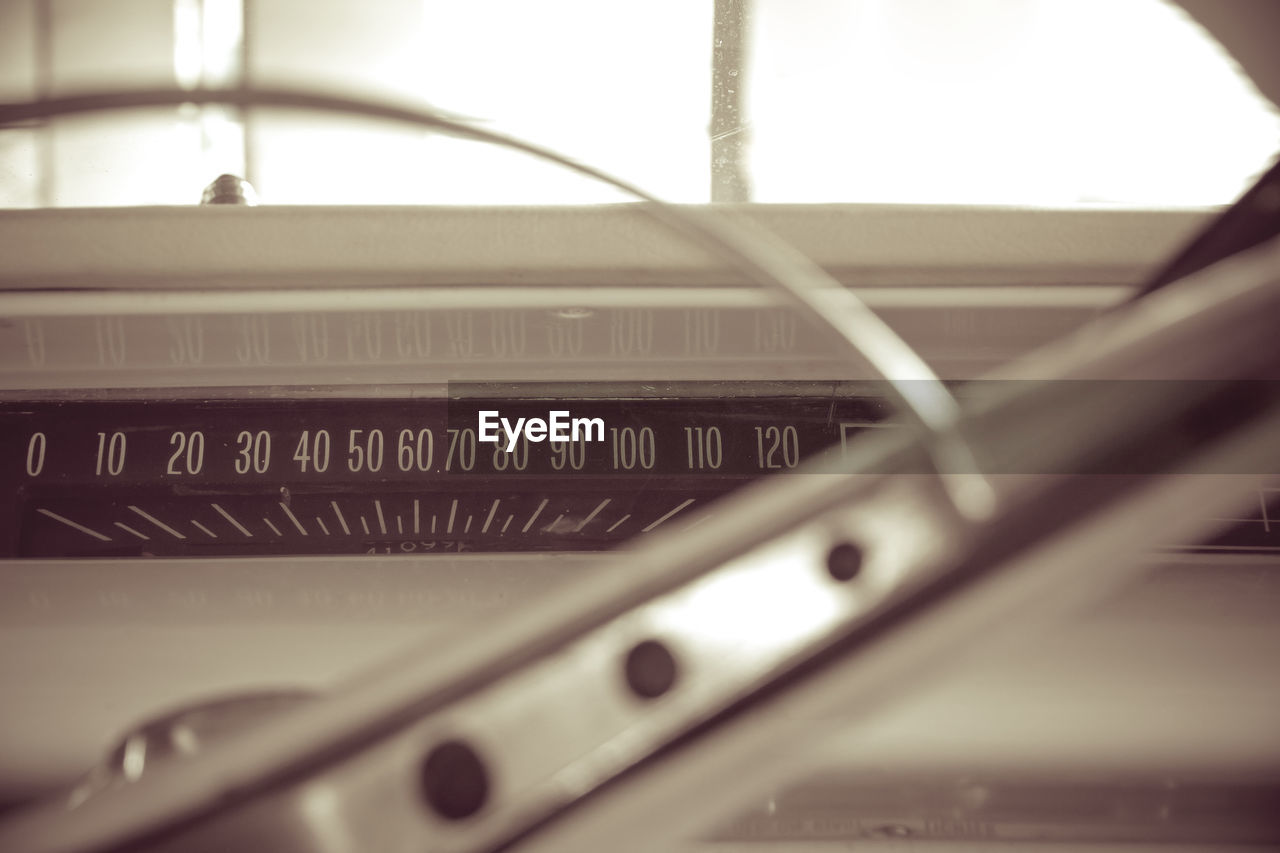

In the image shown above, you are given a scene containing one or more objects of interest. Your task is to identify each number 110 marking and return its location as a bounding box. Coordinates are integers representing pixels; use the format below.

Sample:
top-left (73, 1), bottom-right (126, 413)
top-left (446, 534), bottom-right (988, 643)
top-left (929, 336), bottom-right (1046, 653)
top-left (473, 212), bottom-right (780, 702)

top-left (684, 426), bottom-right (722, 470)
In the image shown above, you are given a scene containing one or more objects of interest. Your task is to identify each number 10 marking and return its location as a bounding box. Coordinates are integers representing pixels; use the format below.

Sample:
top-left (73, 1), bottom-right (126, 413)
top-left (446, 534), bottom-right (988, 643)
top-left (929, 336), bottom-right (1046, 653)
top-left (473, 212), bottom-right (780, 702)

top-left (95, 431), bottom-right (126, 476)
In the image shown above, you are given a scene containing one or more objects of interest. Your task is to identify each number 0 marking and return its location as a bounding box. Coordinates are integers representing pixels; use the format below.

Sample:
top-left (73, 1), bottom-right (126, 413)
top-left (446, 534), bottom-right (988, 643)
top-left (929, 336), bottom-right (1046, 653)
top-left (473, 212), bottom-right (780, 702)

top-left (26, 433), bottom-right (46, 477)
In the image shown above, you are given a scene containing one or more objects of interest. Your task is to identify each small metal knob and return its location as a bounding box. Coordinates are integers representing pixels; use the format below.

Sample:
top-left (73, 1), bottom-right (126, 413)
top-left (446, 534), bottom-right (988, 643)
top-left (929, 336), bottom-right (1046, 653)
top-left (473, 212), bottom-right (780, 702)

top-left (201, 174), bottom-right (259, 206)
top-left (65, 688), bottom-right (313, 808)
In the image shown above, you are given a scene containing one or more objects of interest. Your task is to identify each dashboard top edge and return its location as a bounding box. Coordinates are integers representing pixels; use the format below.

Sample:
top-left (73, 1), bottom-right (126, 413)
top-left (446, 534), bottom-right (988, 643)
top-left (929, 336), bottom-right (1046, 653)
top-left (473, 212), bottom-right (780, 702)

top-left (0, 284), bottom-right (1132, 313)
top-left (0, 202), bottom-right (1223, 214)
top-left (0, 205), bottom-right (1210, 283)
top-left (0, 276), bottom-right (1143, 291)
top-left (0, 380), bottom-right (906, 403)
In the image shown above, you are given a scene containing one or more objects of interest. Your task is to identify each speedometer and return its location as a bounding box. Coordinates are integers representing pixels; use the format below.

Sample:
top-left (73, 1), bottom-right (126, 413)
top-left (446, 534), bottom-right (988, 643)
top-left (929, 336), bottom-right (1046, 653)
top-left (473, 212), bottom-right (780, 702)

top-left (3, 385), bottom-right (893, 558)
top-left (5, 380), bottom-right (1277, 559)
top-left (1, 204), bottom-right (1216, 563)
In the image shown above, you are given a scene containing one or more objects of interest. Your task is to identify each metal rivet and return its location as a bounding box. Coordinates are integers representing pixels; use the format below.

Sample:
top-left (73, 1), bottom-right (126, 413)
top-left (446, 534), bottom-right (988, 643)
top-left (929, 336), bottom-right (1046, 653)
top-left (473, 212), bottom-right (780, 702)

top-left (826, 542), bottom-right (863, 582)
top-left (624, 639), bottom-right (677, 699)
top-left (200, 173), bottom-right (258, 206)
top-left (421, 739), bottom-right (489, 820)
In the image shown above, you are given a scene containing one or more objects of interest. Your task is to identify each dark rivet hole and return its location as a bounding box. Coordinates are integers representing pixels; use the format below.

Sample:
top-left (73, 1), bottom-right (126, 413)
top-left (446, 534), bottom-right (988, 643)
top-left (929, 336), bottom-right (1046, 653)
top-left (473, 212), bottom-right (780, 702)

top-left (420, 739), bottom-right (489, 820)
top-left (624, 639), bottom-right (678, 699)
top-left (827, 542), bottom-right (863, 582)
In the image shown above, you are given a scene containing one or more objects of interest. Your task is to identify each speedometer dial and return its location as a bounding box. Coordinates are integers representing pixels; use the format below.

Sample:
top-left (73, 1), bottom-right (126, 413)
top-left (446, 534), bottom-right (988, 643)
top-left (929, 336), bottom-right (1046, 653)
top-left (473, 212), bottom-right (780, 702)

top-left (2, 385), bottom-right (895, 558)
top-left (7, 383), bottom-right (1277, 558)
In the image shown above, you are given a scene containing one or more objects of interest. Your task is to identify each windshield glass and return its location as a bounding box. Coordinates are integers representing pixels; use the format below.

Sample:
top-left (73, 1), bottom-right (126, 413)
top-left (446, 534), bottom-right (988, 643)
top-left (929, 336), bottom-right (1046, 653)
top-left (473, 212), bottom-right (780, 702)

top-left (0, 0), bottom-right (1276, 207)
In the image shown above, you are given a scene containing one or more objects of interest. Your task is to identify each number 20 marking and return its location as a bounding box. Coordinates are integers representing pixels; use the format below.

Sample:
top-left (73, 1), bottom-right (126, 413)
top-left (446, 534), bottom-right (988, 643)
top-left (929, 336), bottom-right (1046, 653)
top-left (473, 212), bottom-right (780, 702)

top-left (167, 431), bottom-right (205, 475)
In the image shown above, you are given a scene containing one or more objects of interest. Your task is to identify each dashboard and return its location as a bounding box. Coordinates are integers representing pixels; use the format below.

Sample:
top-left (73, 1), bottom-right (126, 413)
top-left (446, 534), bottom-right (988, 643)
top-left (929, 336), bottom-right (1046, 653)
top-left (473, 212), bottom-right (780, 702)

top-left (3, 203), bottom-right (1280, 849)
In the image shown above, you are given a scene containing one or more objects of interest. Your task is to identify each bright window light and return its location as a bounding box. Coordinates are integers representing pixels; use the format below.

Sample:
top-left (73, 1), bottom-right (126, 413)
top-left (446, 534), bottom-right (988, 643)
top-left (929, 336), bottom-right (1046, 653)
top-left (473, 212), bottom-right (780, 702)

top-left (0, 0), bottom-right (1275, 207)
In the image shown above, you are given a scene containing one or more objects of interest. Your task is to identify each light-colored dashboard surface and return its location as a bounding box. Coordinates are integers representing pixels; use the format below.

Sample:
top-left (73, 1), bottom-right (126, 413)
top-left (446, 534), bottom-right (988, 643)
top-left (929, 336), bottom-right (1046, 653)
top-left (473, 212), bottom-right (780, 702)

top-left (4, 551), bottom-right (1279, 803)
top-left (2, 204), bottom-right (1275, 843)
top-left (0, 206), bottom-right (1212, 390)
top-left (0, 205), bottom-right (1211, 288)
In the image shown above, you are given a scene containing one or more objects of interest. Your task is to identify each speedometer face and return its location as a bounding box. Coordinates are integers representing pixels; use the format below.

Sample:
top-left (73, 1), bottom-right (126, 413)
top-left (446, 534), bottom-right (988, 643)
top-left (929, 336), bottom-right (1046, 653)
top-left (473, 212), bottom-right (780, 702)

top-left (4, 382), bottom-right (1278, 558)
top-left (1, 385), bottom-right (895, 558)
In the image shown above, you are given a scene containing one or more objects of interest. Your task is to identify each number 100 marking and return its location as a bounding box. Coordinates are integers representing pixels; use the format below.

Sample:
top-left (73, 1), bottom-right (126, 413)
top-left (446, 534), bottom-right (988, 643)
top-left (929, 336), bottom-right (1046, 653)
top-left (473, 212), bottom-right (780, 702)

top-left (610, 426), bottom-right (655, 470)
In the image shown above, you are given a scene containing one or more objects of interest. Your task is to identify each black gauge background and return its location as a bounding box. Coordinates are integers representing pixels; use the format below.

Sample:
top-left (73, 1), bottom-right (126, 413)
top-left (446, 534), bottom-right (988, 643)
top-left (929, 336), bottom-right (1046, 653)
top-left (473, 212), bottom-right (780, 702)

top-left (3, 386), bottom-right (1276, 558)
top-left (0, 388), bottom-right (891, 557)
